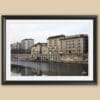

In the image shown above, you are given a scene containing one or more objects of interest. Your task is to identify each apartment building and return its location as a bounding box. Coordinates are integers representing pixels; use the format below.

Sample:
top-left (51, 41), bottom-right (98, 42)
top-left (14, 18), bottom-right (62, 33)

top-left (31, 43), bottom-right (48, 60)
top-left (47, 35), bottom-right (65, 54)
top-left (11, 42), bottom-right (21, 50)
top-left (21, 39), bottom-right (34, 50)
top-left (60, 34), bottom-right (88, 54)
top-left (47, 35), bottom-right (65, 61)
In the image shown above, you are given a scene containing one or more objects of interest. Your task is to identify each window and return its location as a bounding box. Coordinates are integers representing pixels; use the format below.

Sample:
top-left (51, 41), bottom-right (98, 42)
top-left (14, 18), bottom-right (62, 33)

top-left (69, 50), bottom-right (71, 53)
top-left (49, 40), bottom-right (52, 45)
top-left (54, 39), bottom-right (57, 45)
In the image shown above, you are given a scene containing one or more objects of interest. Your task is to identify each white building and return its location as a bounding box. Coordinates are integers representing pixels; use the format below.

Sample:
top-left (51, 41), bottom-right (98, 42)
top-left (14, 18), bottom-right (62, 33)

top-left (21, 39), bottom-right (34, 50)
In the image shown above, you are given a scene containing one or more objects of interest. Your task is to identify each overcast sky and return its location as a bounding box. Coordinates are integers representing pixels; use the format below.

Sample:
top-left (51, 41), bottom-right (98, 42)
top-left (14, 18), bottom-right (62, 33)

top-left (6, 20), bottom-right (91, 44)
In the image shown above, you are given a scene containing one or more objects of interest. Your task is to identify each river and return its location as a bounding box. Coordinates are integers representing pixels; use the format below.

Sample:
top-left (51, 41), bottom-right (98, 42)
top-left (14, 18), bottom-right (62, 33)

top-left (11, 60), bottom-right (88, 76)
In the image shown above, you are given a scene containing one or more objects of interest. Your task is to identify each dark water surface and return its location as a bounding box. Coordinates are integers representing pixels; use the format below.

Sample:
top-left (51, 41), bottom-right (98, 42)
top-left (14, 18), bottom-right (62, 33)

top-left (11, 60), bottom-right (88, 76)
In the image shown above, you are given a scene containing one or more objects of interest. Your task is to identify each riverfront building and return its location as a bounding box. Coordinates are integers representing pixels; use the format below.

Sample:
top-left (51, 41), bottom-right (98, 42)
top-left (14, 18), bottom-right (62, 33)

top-left (11, 42), bottom-right (21, 50)
top-left (31, 43), bottom-right (48, 60)
top-left (60, 34), bottom-right (88, 54)
top-left (47, 35), bottom-right (65, 61)
top-left (59, 34), bottom-right (88, 62)
top-left (47, 35), bottom-right (65, 54)
top-left (11, 34), bottom-right (88, 62)
top-left (11, 39), bottom-right (34, 55)
top-left (21, 39), bottom-right (34, 50)
top-left (47, 34), bottom-right (88, 62)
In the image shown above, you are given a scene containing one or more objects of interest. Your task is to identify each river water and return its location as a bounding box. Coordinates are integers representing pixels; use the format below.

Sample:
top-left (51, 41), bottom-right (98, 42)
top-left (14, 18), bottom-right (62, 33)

top-left (11, 60), bottom-right (88, 76)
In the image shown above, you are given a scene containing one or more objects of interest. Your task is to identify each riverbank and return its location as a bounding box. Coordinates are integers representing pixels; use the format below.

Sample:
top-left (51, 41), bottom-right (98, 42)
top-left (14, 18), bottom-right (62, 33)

top-left (28, 59), bottom-right (88, 64)
top-left (11, 53), bottom-right (88, 64)
top-left (12, 58), bottom-right (88, 64)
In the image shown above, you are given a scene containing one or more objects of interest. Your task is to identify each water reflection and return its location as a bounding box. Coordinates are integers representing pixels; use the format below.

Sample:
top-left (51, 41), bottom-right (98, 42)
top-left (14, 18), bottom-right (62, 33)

top-left (11, 60), bottom-right (88, 76)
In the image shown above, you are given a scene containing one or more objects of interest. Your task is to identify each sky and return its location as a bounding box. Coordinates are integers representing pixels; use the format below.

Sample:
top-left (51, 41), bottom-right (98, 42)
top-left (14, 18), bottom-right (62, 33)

top-left (6, 20), bottom-right (92, 44)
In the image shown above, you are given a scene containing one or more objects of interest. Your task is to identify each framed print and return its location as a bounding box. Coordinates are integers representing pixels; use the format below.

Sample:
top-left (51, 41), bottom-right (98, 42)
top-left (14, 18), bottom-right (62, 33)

top-left (2, 15), bottom-right (97, 85)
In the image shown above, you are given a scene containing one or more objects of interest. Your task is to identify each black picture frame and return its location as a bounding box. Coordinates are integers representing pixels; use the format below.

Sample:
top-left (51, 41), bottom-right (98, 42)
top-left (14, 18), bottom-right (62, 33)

top-left (2, 15), bottom-right (97, 85)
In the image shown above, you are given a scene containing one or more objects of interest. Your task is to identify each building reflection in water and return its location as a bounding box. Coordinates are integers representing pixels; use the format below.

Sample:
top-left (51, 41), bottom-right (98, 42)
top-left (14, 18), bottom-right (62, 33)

top-left (11, 61), bottom-right (88, 76)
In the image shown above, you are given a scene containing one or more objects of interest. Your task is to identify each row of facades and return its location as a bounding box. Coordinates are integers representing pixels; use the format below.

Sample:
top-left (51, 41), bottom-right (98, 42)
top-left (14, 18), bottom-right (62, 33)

top-left (11, 39), bottom-right (34, 50)
top-left (11, 34), bottom-right (88, 62)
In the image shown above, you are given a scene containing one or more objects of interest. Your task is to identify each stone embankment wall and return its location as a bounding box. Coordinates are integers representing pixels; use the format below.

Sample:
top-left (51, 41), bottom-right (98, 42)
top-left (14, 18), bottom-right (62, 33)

top-left (11, 53), bottom-right (88, 64)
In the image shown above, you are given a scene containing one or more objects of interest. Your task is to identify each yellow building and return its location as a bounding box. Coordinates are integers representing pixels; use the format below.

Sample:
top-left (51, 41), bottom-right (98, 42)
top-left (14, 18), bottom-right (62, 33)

top-left (31, 43), bottom-right (48, 60)
top-left (47, 35), bottom-right (65, 61)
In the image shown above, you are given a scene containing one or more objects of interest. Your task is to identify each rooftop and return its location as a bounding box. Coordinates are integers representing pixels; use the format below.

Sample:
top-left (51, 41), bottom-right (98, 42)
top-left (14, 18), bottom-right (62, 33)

top-left (22, 39), bottom-right (34, 41)
top-left (47, 35), bottom-right (65, 40)
top-left (34, 42), bottom-right (47, 46)
top-left (61, 34), bottom-right (88, 40)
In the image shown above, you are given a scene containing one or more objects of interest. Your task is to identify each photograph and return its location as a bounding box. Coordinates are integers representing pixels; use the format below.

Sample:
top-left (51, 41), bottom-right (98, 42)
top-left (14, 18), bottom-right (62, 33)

top-left (2, 15), bottom-right (97, 85)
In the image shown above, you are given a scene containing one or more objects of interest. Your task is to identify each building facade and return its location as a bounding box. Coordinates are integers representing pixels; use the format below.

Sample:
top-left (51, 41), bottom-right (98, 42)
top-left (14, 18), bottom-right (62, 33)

top-left (61, 34), bottom-right (88, 54)
top-left (11, 42), bottom-right (21, 50)
top-left (31, 43), bottom-right (48, 60)
top-left (47, 35), bottom-right (65, 61)
top-left (11, 34), bottom-right (88, 62)
top-left (21, 39), bottom-right (34, 50)
top-left (60, 34), bottom-right (88, 62)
